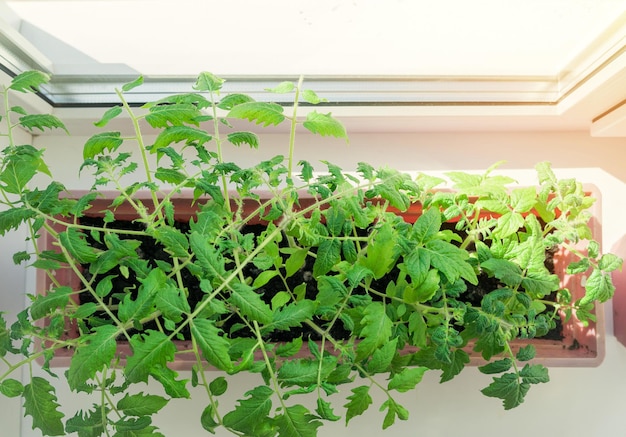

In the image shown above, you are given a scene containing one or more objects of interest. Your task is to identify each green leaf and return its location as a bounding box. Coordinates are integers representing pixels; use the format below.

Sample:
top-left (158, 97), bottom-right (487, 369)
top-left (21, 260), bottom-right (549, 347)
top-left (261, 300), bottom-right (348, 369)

top-left (275, 404), bottom-right (322, 437)
top-left (426, 239), bottom-right (477, 285)
top-left (125, 330), bottom-right (177, 383)
top-left (122, 76), bottom-right (144, 92)
top-left (599, 253), bottom-right (623, 272)
top-left (194, 72), bottom-right (225, 92)
top-left (413, 207), bottom-right (441, 243)
top-left (227, 102), bottom-right (286, 127)
top-left (267, 300), bottom-right (316, 332)
top-left (253, 270), bottom-right (280, 289)
top-left (83, 131), bottom-right (123, 159)
top-left (155, 287), bottom-right (190, 323)
top-left (303, 111), bottom-right (348, 142)
top-left (227, 131), bottom-right (260, 148)
top-left (23, 377), bottom-right (65, 436)
top-left (276, 337), bottom-right (304, 357)
top-left (19, 114), bottom-right (68, 133)
top-left (285, 248), bottom-right (309, 278)
top-left (356, 302), bottom-right (392, 361)
top-left (278, 357), bottom-right (336, 387)
top-left (201, 404), bottom-right (219, 433)
top-left (360, 222), bottom-right (395, 279)
top-left (0, 147), bottom-right (44, 194)
top-left (229, 282), bottom-right (273, 324)
top-left (316, 398), bottom-right (341, 421)
top-left (65, 408), bottom-right (105, 437)
top-left (510, 186), bottom-right (537, 213)
top-left (301, 89), bottom-right (327, 105)
top-left (519, 364), bottom-right (550, 384)
top-left (0, 315), bottom-right (11, 358)
top-left (9, 70), bottom-right (50, 92)
top-left (155, 167), bottom-right (188, 185)
top-left (388, 367), bottom-right (429, 392)
top-left (312, 238), bottom-right (341, 277)
top-left (516, 344), bottom-right (536, 361)
top-left (118, 268), bottom-right (165, 324)
top-left (481, 258), bottom-right (523, 287)
top-left (30, 286), bottom-right (72, 320)
top-left (209, 376), bottom-right (228, 396)
top-left (0, 207), bottom-right (36, 236)
top-left (494, 211), bottom-right (525, 239)
top-left (12, 250), bottom-right (31, 264)
top-left (190, 319), bottom-right (233, 372)
top-left (94, 105), bottom-right (122, 127)
top-left (146, 103), bottom-right (202, 128)
top-left (367, 338), bottom-right (397, 373)
top-left (478, 358), bottom-right (513, 374)
top-left (344, 385), bottom-right (373, 424)
top-left (0, 378), bottom-right (24, 397)
top-left (380, 398), bottom-right (409, 430)
top-left (266, 81), bottom-right (295, 93)
top-left (151, 227), bottom-right (189, 258)
top-left (59, 228), bottom-right (98, 263)
top-left (117, 392), bottom-right (168, 416)
top-left (150, 365), bottom-right (190, 399)
top-left (67, 325), bottom-right (118, 391)
top-left (223, 386), bottom-right (274, 435)
top-left (440, 349), bottom-right (470, 382)
top-left (152, 126), bottom-right (212, 153)
top-left (481, 373), bottom-right (530, 410)
top-left (217, 93), bottom-right (255, 110)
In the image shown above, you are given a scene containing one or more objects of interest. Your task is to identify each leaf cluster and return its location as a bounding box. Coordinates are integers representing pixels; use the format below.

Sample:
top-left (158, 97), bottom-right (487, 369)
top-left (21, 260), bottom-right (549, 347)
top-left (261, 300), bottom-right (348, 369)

top-left (0, 71), bottom-right (621, 436)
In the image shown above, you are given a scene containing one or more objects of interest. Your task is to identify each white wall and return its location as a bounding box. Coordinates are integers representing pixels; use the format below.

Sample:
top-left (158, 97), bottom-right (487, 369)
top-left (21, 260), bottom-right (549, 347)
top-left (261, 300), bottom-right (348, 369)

top-left (5, 129), bottom-right (626, 436)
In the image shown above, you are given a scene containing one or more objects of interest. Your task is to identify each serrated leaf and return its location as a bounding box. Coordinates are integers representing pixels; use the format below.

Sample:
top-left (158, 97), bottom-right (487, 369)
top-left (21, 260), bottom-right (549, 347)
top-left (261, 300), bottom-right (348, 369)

top-left (217, 93), bottom-right (255, 110)
top-left (125, 330), bottom-right (177, 383)
top-left (599, 253), bottom-right (623, 272)
top-left (155, 287), bottom-right (190, 323)
top-left (516, 344), bottom-right (536, 361)
top-left (83, 131), bottom-right (123, 159)
top-left (344, 385), bottom-right (372, 424)
top-left (359, 223), bottom-right (395, 279)
top-left (425, 239), bottom-right (478, 285)
top-left (150, 365), bottom-right (190, 399)
top-left (0, 207), bottom-right (36, 236)
top-left (194, 72), bottom-right (224, 92)
top-left (267, 300), bottom-right (316, 332)
top-left (316, 398), bottom-right (341, 421)
top-left (520, 364), bottom-right (550, 384)
top-left (9, 70), bottom-right (50, 92)
top-left (227, 131), bottom-right (259, 148)
top-left (440, 349), bottom-right (470, 382)
top-left (155, 167), bottom-right (188, 185)
top-left (367, 338), bottom-right (397, 373)
top-left (146, 103), bottom-right (202, 128)
top-left (19, 114), bottom-right (68, 133)
top-left (223, 386), bottom-right (274, 435)
top-left (151, 226), bottom-right (189, 258)
top-left (117, 393), bottom-right (168, 416)
top-left (201, 404), bottom-right (219, 433)
top-left (0, 148), bottom-right (43, 194)
top-left (227, 102), bottom-right (285, 127)
top-left (122, 76), bottom-right (144, 92)
top-left (275, 404), bottom-right (322, 437)
top-left (152, 125), bottom-right (212, 153)
top-left (356, 302), bottom-right (392, 361)
top-left (278, 356), bottom-right (336, 387)
top-left (23, 377), bottom-right (65, 435)
top-left (191, 319), bottom-right (233, 372)
top-left (276, 337), bottom-right (303, 357)
top-left (388, 367), bottom-right (429, 392)
top-left (478, 358), bottom-right (514, 374)
top-left (302, 111), bottom-right (348, 142)
top-left (380, 398), bottom-right (409, 430)
top-left (229, 282), bottom-right (273, 324)
top-left (67, 325), bottom-right (118, 391)
top-left (481, 373), bottom-right (530, 410)
top-left (30, 286), bottom-right (72, 320)
top-left (312, 238), bottom-right (341, 278)
top-left (65, 408), bottom-right (106, 437)
top-left (118, 268), bottom-right (165, 324)
top-left (59, 228), bottom-right (98, 263)
top-left (481, 258), bottom-right (523, 287)
top-left (12, 250), bottom-right (31, 264)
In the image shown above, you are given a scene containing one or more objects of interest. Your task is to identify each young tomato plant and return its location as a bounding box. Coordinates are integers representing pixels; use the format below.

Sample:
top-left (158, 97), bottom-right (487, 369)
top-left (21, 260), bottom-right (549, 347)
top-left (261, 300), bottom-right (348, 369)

top-left (0, 71), bottom-right (622, 436)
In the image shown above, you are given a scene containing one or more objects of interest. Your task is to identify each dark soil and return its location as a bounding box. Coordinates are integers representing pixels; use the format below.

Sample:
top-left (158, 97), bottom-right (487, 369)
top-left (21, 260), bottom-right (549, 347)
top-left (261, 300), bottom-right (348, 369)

top-left (77, 217), bottom-right (563, 343)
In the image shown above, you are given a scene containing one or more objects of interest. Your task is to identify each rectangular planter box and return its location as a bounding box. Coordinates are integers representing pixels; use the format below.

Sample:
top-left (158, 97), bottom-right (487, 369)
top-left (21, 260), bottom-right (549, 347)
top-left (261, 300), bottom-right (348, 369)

top-left (36, 188), bottom-right (605, 368)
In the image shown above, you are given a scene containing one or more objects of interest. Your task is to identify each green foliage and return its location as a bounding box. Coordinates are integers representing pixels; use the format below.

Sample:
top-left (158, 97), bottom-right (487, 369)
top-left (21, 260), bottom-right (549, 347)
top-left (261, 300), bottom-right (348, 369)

top-left (0, 70), bottom-right (621, 437)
